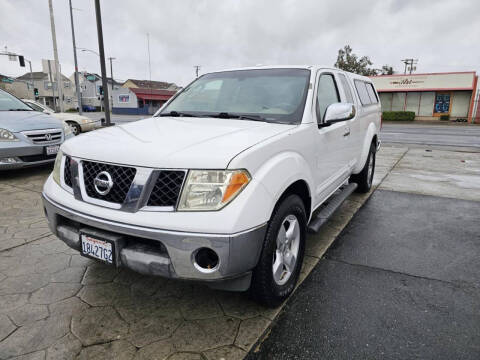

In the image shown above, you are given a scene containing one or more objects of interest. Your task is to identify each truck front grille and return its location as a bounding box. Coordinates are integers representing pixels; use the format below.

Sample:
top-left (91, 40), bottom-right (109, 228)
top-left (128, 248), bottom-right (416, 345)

top-left (147, 170), bottom-right (186, 207)
top-left (64, 156), bottom-right (73, 188)
top-left (82, 161), bottom-right (136, 204)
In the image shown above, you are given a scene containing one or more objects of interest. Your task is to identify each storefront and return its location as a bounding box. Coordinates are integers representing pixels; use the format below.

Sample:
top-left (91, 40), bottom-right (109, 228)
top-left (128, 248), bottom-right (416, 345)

top-left (370, 72), bottom-right (478, 122)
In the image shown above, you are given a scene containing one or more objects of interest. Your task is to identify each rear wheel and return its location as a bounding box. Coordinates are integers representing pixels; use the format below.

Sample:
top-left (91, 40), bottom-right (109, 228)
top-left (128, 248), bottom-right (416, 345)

top-left (350, 142), bottom-right (376, 193)
top-left (250, 194), bottom-right (306, 307)
top-left (67, 121), bottom-right (81, 136)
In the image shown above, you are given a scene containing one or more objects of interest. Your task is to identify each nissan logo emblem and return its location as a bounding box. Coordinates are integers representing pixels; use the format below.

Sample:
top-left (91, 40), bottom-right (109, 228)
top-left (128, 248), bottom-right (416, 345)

top-left (93, 171), bottom-right (114, 195)
top-left (45, 133), bottom-right (52, 141)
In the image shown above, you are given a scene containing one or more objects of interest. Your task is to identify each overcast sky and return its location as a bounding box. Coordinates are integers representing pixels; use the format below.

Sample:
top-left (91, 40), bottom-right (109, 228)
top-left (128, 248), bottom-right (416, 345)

top-left (1, 0), bottom-right (479, 87)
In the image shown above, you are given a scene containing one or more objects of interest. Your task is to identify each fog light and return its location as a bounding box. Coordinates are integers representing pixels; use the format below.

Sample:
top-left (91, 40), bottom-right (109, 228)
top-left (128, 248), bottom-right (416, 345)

top-left (0, 157), bottom-right (19, 164)
top-left (193, 248), bottom-right (219, 273)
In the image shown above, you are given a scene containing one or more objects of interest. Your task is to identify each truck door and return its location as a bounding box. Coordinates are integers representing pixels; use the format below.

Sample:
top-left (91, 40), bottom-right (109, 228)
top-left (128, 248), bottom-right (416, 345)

top-left (313, 71), bottom-right (353, 202)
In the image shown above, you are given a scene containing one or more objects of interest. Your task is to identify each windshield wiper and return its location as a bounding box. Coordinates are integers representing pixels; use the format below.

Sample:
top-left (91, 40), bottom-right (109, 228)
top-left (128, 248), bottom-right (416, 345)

top-left (212, 112), bottom-right (268, 122)
top-left (8, 109), bottom-right (31, 111)
top-left (158, 111), bottom-right (196, 117)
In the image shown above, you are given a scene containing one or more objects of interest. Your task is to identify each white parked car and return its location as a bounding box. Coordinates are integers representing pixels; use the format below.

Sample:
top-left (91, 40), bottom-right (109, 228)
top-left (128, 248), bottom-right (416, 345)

top-left (42, 66), bottom-right (381, 306)
top-left (22, 99), bottom-right (100, 135)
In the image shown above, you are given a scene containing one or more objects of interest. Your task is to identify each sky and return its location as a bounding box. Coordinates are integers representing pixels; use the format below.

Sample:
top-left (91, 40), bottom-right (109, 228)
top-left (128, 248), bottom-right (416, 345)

top-left (1, 0), bottom-right (479, 87)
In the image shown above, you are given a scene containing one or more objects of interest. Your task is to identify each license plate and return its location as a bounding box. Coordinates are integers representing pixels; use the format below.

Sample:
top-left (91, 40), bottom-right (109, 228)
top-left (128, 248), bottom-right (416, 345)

top-left (45, 145), bottom-right (60, 156)
top-left (81, 234), bottom-right (114, 264)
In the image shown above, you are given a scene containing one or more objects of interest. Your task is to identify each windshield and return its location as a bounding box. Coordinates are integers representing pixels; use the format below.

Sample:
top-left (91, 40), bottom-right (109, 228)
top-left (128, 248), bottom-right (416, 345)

top-left (159, 68), bottom-right (311, 124)
top-left (0, 90), bottom-right (33, 111)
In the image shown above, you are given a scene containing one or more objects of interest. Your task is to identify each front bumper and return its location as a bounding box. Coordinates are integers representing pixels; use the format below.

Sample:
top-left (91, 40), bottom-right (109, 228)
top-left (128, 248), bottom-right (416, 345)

top-left (42, 193), bottom-right (266, 288)
top-left (80, 120), bottom-right (101, 132)
top-left (0, 141), bottom-right (57, 170)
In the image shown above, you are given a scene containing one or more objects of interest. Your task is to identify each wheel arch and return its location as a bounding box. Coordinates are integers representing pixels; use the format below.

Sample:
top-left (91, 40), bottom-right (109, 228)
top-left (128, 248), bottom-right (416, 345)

top-left (273, 179), bottom-right (312, 222)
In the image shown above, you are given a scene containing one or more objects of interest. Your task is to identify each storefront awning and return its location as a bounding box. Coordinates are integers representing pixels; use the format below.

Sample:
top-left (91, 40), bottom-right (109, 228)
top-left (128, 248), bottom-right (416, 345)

top-left (131, 88), bottom-right (177, 101)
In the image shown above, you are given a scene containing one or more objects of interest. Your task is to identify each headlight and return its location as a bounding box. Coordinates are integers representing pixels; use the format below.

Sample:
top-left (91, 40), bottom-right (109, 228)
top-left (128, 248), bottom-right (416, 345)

top-left (62, 122), bottom-right (73, 136)
top-left (52, 150), bottom-right (63, 185)
top-left (178, 169), bottom-right (251, 211)
top-left (0, 128), bottom-right (18, 141)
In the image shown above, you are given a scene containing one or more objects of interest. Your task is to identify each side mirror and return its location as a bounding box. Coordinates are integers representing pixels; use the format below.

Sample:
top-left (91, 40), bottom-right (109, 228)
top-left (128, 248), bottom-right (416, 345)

top-left (322, 103), bottom-right (356, 126)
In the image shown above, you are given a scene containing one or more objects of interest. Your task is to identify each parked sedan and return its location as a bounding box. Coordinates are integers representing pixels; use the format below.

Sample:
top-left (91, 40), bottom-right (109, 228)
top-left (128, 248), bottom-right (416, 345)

top-left (22, 99), bottom-right (101, 135)
top-left (0, 89), bottom-right (73, 170)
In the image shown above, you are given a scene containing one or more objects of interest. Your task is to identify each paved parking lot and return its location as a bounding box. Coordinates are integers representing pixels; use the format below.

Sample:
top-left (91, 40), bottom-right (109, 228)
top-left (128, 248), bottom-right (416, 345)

top-left (0, 145), bottom-right (478, 359)
top-left (249, 145), bottom-right (480, 359)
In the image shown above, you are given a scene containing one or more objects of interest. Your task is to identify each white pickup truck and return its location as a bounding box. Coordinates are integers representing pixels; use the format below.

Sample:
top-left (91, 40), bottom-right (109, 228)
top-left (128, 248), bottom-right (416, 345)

top-left (42, 66), bottom-right (381, 307)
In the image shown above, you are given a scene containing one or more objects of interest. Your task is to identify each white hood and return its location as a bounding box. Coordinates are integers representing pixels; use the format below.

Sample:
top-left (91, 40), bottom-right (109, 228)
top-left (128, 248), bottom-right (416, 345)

top-left (62, 116), bottom-right (295, 169)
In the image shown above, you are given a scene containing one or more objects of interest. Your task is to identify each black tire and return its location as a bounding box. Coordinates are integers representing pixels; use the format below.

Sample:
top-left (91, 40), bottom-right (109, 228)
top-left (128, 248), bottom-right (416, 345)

top-left (67, 122), bottom-right (81, 136)
top-left (250, 194), bottom-right (307, 307)
top-left (350, 142), bottom-right (376, 193)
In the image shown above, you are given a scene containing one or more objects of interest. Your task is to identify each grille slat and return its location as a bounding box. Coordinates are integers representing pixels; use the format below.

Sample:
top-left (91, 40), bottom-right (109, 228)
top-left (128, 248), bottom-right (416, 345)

top-left (64, 156), bottom-right (72, 188)
top-left (82, 161), bottom-right (136, 204)
top-left (147, 171), bottom-right (185, 207)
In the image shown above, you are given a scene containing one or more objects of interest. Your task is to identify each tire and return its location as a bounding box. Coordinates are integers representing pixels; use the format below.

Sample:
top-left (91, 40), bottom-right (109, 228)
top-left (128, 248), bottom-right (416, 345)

top-left (350, 142), bottom-right (376, 193)
top-left (250, 194), bottom-right (306, 307)
top-left (67, 122), bottom-right (81, 136)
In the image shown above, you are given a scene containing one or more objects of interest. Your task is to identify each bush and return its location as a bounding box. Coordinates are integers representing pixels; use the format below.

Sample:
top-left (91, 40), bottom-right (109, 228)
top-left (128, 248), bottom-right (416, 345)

top-left (440, 114), bottom-right (450, 121)
top-left (382, 111), bottom-right (415, 121)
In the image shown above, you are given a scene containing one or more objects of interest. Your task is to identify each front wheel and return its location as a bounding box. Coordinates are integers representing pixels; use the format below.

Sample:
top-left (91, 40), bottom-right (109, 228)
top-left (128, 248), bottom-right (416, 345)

top-left (350, 142), bottom-right (376, 193)
top-left (250, 194), bottom-right (306, 307)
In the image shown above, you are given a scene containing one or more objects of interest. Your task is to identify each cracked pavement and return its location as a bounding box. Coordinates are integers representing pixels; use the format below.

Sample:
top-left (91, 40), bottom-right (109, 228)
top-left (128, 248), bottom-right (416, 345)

top-left (0, 147), bottom-right (408, 359)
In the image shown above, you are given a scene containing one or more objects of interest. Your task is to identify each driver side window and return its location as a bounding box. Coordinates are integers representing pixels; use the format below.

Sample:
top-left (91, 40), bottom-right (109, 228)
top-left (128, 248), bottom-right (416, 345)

top-left (316, 74), bottom-right (340, 123)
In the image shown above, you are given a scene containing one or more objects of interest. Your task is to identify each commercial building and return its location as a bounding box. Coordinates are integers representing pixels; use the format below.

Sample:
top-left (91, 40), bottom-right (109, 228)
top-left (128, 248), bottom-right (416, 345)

top-left (370, 71), bottom-right (478, 122)
top-left (112, 79), bottom-right (180, 115)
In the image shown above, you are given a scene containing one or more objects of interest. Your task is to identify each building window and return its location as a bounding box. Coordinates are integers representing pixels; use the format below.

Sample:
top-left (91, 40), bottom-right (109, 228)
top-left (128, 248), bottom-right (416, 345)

top-left (391, 92), bottom-right (406, 111)
top-left (418, 92), bottom-right (435, 116)
top-left (118, 95), bottom-right (130, 103)
top-left (405, 92), bottom-right (421, 115)
top-left (64, 81), bottom-right (70, 88)
top-left (433, 92), bottom-right (451, 115)
top-left (379, 93), bottom-right (392, 111)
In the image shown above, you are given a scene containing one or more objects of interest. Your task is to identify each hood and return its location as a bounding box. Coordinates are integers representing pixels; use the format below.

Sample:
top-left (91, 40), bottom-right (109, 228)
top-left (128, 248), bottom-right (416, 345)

top-left (0, 111), bottom-right (64, 132)
top-left (63, 116), bottom-right (295, 169)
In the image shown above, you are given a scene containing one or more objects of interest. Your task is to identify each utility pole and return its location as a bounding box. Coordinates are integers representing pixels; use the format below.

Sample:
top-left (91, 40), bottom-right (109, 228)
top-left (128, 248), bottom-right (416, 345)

top-left (194, 65), bottom-right (201, 78)
top-left (94, 0), bottom-right (111, 126)
top-left (69, 0), bottom-right (82, 114)
top-left (108, 56), bottom-right (115, 110)
top-left (48, 0), bottom-right (64, 112)
top-left (26, 59), bottom-right (34, 99)
top-left (147, 33), bottom-right (152, 113)
top-left (401, 59), bottom-right (418, 75)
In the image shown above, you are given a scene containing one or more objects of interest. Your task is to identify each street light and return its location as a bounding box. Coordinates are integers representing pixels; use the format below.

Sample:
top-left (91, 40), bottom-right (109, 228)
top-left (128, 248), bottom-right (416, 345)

top-left (77, 47), bottom-right (99, 57)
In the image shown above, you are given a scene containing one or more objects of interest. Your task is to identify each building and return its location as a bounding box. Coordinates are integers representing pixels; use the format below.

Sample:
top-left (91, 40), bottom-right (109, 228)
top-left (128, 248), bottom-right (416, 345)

top-left (70, 72), bottom-right (121, 110)
top-left (112, 79), bottom-right (180, 115)
top-left (16, 71), bottom-right (76, 111)
top-left (0, 74), bottom-right (30, 97)
top-left (370, 71), bottom-right (478, 122)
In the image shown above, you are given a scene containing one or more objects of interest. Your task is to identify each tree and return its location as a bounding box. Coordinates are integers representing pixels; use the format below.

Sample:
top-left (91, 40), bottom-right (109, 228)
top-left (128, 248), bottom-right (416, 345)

top-left (334, 45), bottom-right (378, 76)
top-left (380, 65), bottom-right (394, 75)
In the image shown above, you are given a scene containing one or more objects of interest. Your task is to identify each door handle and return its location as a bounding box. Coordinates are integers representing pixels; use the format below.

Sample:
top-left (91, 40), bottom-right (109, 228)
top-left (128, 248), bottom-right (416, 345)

top-left (343, 127), bottom-right (350, 137)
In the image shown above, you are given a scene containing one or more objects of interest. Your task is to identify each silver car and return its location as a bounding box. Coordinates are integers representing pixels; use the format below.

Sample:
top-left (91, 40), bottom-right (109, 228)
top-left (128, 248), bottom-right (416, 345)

top-left (0, 89), bottom-right (73, 170)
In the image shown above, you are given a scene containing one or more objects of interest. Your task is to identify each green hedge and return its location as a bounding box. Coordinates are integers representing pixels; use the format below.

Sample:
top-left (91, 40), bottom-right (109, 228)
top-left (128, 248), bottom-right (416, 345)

top-left (382, 111), bottom-right (415, 121)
